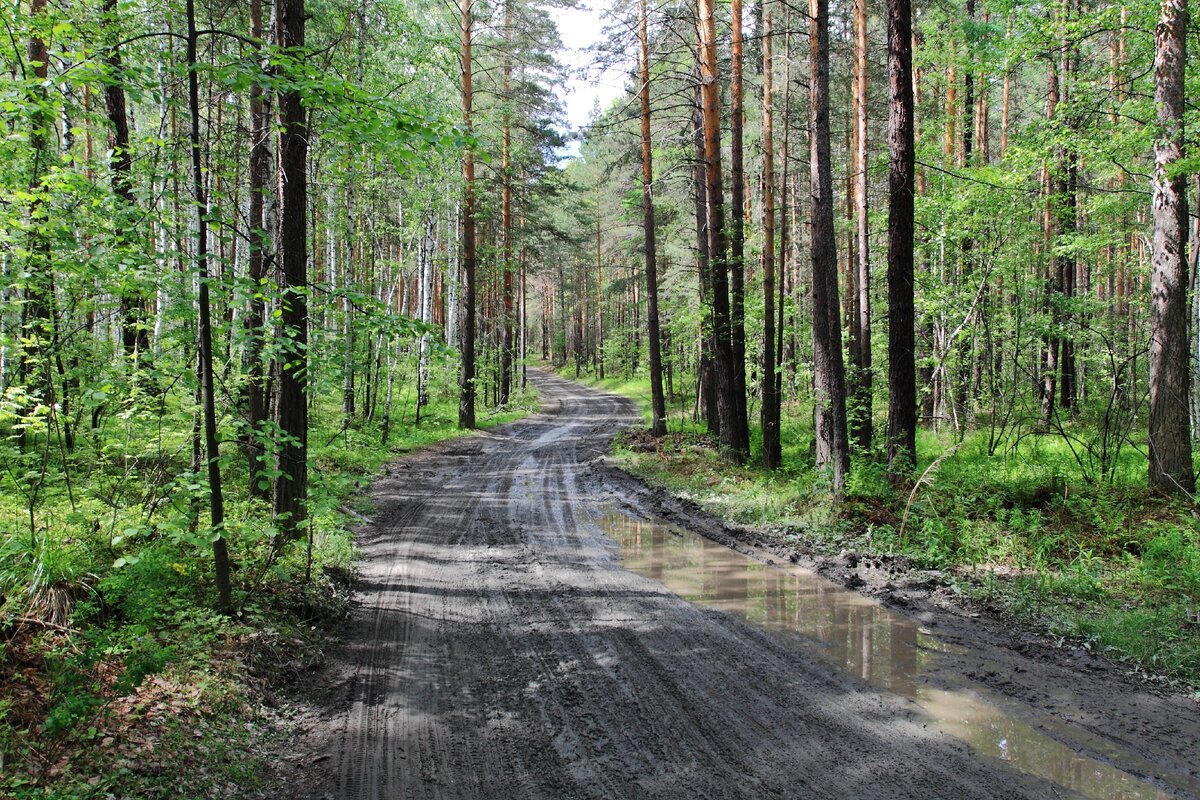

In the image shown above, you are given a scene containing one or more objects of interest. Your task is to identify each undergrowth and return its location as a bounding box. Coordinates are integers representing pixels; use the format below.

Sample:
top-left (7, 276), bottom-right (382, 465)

top-left (0, 376), bottom-right (537, 798)
top-left (563, 364), bottom-right (1200, 690)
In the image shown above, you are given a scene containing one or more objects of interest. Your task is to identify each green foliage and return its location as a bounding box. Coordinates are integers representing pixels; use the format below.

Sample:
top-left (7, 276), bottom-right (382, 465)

top-left (593, 364), bottom-right (1200, 688)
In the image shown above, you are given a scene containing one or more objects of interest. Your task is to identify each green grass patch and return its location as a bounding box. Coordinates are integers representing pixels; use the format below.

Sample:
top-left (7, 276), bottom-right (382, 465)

top-left (0, 374), bottom-right (538, 797)
top-left (562, 362), bottom-right (1200, 689)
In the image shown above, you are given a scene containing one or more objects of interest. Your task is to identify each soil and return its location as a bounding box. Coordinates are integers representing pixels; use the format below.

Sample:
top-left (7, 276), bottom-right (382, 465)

top-left (268, 370), bottom-right (1200, 800)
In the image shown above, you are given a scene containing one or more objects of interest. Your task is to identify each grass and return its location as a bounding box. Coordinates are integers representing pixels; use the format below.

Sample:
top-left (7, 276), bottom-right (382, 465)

top-left (561, 362), bottom-right (1200, 691)
top-left (0, 372), bottom-right (538, 798)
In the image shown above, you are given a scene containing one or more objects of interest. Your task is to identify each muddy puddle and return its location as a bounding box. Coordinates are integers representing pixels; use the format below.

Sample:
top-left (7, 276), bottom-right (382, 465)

top-left (600, 510), bottom-right (1187, 800)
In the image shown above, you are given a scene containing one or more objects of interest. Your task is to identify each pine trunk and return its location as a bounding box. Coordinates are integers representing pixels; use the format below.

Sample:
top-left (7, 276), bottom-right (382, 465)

top-left (809, 0), bottom-right (850, 490)
top-left (696, 0), bottom-right (748, 460)
top-left (458, 0), bottom-right (478, 429)
top-left (849, 0), bottom-right (872, 450)
top-left (729, 0), bottom-right (749, 445)
top-left (639, 0), bottom-right (667, 436)
top-left (885, 0), bottom-right (917, 472)
top-left (761, 3), bottom-right (781, 468)
top-left (273, 0), bottom-right (309, 541)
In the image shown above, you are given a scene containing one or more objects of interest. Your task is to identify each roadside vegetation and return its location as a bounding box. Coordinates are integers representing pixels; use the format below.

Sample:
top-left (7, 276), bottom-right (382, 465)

top-left (564, 366), bottom-right (1200, 691)
top-left (0, 375), bottom-right (536, 799)
top-left (1, 0), bottom-right (545, 794)
top-left (4, 0), bottom-right (1200, 791)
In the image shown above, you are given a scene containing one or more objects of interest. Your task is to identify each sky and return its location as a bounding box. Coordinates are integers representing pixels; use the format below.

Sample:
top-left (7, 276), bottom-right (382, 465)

top-left (546, 2), bottom-right (630, 158)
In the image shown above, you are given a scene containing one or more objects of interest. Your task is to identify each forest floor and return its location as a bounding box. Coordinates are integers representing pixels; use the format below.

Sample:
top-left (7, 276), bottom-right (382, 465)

top-left (271, 370), bottom-right (1200, 800)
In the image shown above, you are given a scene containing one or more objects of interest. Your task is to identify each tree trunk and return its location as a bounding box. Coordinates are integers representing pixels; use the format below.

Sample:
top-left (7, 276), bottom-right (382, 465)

top-left (1148, 0), bottom-right (1194, 494)
top-left (102, 0), bottom-right (151, 371)
top-left (458, 0), bottom-right (477, 429)
top-left (638, 0), bottom-right (667, 436)
top-left (696, 0), bottom-right (749, 460)
top-left (849, 0), bottom-right (872, 451)
top-left (729, 0), bottom-right (749, 445)
top-left (761, 3), bottom-right (781, 468)
top-left (273, 0), bottom-right (309, 541)
top-left (1057, 3), bottom-right (1078, 413)
top-left (186, 0), bottom-right (232, 611)
top-left (246, 0), bottom-right (271, 499)
top-left (692, 76), bottom-right (719, 434)
top-left (595, 186), bottom-right (604, 379)
top-left (809, 0), bottom-right (850, 490)
top-left (778, 11), bottom-right (792, 411)
top-left (885, 0), bottom-right (917, 472)
top-left (342, 197), bottom-right (357, 419)
top-left (956, 0), bottom-right (976, 433)
top-left (1040, 58), bottom-right (1060, 425)
top-left (500, 0), bottom-right (515, 404)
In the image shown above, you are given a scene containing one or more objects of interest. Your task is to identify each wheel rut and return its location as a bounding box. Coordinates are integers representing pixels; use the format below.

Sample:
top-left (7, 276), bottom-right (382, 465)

top-left (279, 370), bottom-right (1193, 800)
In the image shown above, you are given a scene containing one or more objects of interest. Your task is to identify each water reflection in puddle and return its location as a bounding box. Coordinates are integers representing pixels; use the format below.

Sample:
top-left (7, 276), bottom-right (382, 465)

top-left (601, 511), bottom-right (1184, 800)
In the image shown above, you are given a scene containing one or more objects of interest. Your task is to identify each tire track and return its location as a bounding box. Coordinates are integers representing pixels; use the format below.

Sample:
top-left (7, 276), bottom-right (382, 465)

top-left (300, 370), bottom-right (1086, 800)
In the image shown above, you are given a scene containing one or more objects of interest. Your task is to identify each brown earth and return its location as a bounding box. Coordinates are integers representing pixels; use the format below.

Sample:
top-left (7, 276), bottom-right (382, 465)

top-left (270, 370), bottom-right (1200, 800)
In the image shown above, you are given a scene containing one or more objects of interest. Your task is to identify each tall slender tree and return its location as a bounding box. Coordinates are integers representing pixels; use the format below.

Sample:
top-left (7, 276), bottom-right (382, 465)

top-left (102, 0), bottom-right (150, 369)
top-left (1148, 0), bottom-right (1193, 494)
top-left (692, 74), bottom-right (719, 434)
top-left (848, 0), bottom-right (872, 450)
top-left (499, 0), bottom-right (515, 404)
top-left (245, 0), bottom-right (271, 499)
top-left (185, 0), bottom-right (231, 610)
top-left (761, 1), bottom-right (781, 468)
top-left (638, 0), bottom-right (667, 436)
top-left (809, 0), bottom-right (850, 490)
top-left (20, 0), bottom-right (57, 449)
top-left (885, 0), bottom-right (916, 472)
top-left (459, 0), bottom-right (478, 429)
top-left (696, 0), bottom-right (749, 460)
top-left (273, 0), bottom-right (309, 539)
top-left (729, 0), bottom-right (750, 445)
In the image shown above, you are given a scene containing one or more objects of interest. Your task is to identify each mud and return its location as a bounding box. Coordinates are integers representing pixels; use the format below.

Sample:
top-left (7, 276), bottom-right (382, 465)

top-left (273, 371), bottom-right (1200, 799)
top-left (604, 511), bottom-right (1189, 799)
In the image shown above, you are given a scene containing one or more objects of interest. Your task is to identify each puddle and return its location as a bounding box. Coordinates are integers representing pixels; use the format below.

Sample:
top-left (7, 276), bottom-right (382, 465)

top-left (601, 510), bottom-right (1186, 800)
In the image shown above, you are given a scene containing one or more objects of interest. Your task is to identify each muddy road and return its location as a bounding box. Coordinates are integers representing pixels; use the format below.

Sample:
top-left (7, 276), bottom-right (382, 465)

top-left (284, 371), bottom-right (1200, 800)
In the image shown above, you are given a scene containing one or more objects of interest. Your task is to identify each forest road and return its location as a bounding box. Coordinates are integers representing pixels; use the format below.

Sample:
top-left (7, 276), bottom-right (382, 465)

top-left (288, 370), bottom-right (1181, 800)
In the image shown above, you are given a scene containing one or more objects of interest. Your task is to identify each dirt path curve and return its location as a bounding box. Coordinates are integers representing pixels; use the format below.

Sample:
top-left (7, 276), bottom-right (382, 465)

top-left (290, 370), bottom-right (1159, 799)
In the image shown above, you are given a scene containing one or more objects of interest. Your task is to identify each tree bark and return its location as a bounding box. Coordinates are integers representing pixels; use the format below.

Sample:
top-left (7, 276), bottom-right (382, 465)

top-left (696, 0), bottom-right (748, 460)
top-left (778, 11), bottom-right (792, 409)
top-left (595, 186), bottom-right (604, 379)
top-left (809, 0), bottom-right (850, 490)
top-left (729, 0), bottom-right (750, 445)
top-left (638, 0), bottom-right (667, 436)
top-left (885, 0), bottom-right (917, 472)
top-left (849, 0), bottom-right (872, 450)
top-left (245, 0), bottom-right (271, 499)
top-left (459, 0), bottom-right (478, 429)
top-left (500, 0), bottom-right (515, 404)
top-left (1148, 0), bottom-right (1194, 494)
top-left (761, 3), bottom-right (781, 468)
top-left (1057, 2), bottom-right (1078, 413)
top-left (102, 0), bottom-right (151, 369)
top-left (273, 0), bottom-right (309, 540)
top-left (692, 75), bottom-right (719, 434)
top-left (186, 0), bottom-right (232, 611)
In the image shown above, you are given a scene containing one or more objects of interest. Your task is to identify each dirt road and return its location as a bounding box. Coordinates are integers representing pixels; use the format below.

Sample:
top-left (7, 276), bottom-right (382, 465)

top-left (286, 371), bottom-right (1198, 800)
